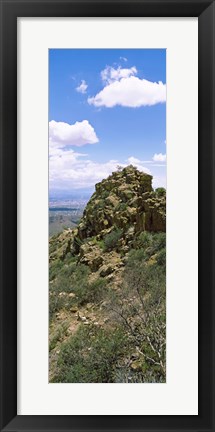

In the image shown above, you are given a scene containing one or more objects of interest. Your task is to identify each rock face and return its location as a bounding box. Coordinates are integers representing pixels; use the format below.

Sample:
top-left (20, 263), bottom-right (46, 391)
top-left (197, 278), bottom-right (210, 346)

top-left (77, 165), bottom-right (165, 241)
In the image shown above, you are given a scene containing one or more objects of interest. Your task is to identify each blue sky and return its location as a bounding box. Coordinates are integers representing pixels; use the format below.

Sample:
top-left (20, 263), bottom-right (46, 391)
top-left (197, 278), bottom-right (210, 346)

top-left (49, 49), bottom-right (166, 193)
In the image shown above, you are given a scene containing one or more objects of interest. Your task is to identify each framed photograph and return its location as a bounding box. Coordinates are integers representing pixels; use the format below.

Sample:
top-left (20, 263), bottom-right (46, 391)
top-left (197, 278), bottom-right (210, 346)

top-left (0, 0), bottom-right (214, 431)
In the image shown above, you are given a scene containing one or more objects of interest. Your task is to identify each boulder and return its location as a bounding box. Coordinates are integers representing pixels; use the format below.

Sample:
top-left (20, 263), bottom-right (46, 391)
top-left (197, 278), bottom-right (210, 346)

top-left (130, 360), bottom-right (143, 371)
top-left (99, 264), bottom-right (115, 277)
top-left (79, 244), bottom-right (104, 271)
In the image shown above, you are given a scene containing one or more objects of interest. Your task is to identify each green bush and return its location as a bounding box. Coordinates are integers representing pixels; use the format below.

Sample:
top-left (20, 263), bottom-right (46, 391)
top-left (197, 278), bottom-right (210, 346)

top-left (87, 278), bottom-right (107, 303)
top-left (133, 232), bottom-right (166, 262)
top-left (125, 250), bottom-right (166, 302)
top-left (49, 259), bottom-right (65, 280)
top-left (67, 264), bottom-right (90, 306)
top-left (156, 248), bottom-right (166, 267)
top-left (126, 248), bottom-right (147, 267)
top-left (90, 236), bottom-right (105, 250)
top-left (113, 365), bottom-right (165, 383)
top-left (108, 242), bottom-right (166, 382)
top-left (53, 325), bottom-right (127, 383)
top-left (135, 231), bottom-right (153, 249)
top-left (49, 320), bottom-right (69, 351)
top-left (49, 259), bottom-right (109, 320)
top-left (72, 275), bottom-right (107, 305)
top-left (49, 263), bottom-right (90, 319)
top-left (155, 187), bottom-right (166, 197)
top-left (104, 228), bottom-right (123, 251)
top-left (152, 232), bottom-right (166, 250)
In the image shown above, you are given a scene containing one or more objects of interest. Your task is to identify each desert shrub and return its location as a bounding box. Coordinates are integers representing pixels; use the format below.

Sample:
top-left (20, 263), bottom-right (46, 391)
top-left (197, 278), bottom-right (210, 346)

top-left (53, 325), bottom-right (127, 383)
top-left (90, 236), bottom-right (105, 250)
top-left (49, 320), bottom-right (69, 351)
top-left (49, 259), bottom-right (65, 280)
top-left (49, 263), bottom-right (90, 319)
top-left (49, 261), bottom-right (108, 320)
top-left (97, 239), bottom-right (105, 249)
top-left (104, 228), bottom-right (123, 251)
top-left (73, 276), bottom-right (107, 305)
top-left (155, 187), bottom-right (166, 197)
top-left (68, 264), bottom-right (90, 306)
top-left (125, 252), bottom-right (166, 305)
top-left (126, 248), bottom-right (148, 265)
top-left (49, 259), bottom-right (78, 291)
top-left (156, 248), bottom-right (166, 267)
top-left (135, 231), bottom-right (153, 249)
top-left (152, 232), bottom-right (166, 251)
top-left (107, 244), bottom-right (166, 382)
top-left (86, 278), bottom-right (107, 303)
top-left (133, 232), bottom-right (166, 263)
top-left (73, 236), bottom-right (84, 250)
top-left (113, 365), bottom-right (165, 384)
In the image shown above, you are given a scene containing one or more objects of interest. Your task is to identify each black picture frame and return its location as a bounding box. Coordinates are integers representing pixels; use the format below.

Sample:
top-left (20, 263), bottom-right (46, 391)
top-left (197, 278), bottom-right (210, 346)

top-left (0, 0), bottom-right (214, 431)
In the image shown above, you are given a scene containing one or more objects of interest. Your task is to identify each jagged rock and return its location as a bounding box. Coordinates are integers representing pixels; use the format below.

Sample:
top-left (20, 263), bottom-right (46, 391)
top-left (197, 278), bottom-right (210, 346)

top-left (114, 214), bottom-right (128, 229)
top-left (49, 229), bottom-right (74, 261)
top-left (105, 194), bottom-right (119, 207)
top-left (79, 243), bottom-right (104, 271)
top-left (77, 165), bottom-right (165, 240)
top-left (126, 206), bottom-right (137, 221)
top-left (130, 360), bottom-right (143, 371)
top-left (125, 226), bottom-right (135, 241)
top-left (130, 352), bottom-right (140, 360)
top-left (97, 227), bottom-right (114, 238)
top-left (99, 264), bottom-right (115, 277)
top-left (86, 303), bottom-right (94, 310)
top-left (70, 306), bottom-right (78, 313)
top-left (135, 212), bottom-right (146, 232)
top-left (118, 185), bottom-right (135, 201)
top-left (49, 165), bottom-right (166, 265)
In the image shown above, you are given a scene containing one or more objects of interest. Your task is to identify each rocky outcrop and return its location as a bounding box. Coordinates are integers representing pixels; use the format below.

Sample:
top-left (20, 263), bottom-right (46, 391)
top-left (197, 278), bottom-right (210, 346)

top-left (49, 229), bottom-right (74, 262)
top-left (49, 165), bottom-right (166, 268)
top-left (79, 243), bottom-right (104, 271)
top-left (77, 165), bottom-right (165, 241)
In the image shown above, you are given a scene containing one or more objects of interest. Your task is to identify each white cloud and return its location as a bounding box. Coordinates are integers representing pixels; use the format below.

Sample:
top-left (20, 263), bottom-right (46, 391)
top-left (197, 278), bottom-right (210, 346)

top-left (49, 120), bottom-right (99, 148)
top-left (152, 175), bottom-right (166, 189)
top-left (76, 80), bottom-right (88, 94)
top-left (88, 65), bottom-right (166, 108)
top-left (49, 150), bottom-right (153, 190)
top-left (48, 119), bottom-right (164, 190)
top-left (50, 149), bottom-right (121, 189)
top-left (127, 156), bottom-right (151, 175)
top-left (101, 65), bottom-right (137, 84)
top-left (120, 56), bottom-right (128, 62)
top-left (153, 153), bottom-right (166, 162)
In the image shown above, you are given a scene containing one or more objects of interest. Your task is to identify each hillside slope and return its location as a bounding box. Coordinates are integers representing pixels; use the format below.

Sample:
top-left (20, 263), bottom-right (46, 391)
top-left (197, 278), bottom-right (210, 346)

top-left (49, 165), bottom-right (166, 383)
